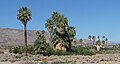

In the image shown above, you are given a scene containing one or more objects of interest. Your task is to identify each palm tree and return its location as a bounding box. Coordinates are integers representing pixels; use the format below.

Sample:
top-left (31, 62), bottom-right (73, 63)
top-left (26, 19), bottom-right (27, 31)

top-left (98, 36), bottom-right (100, 40)
top-left (88, 35), bottom-right (92, 45)
top-left (105, 38), bottom-right (108, 47)
top-left (96, 39), bottom-right (101, 51)
top-left (103, 36), bottom-right (105, 39)
top-left (52, 29), bottom-right (60, 47)
top-left (45, 18), bottom-right (54, 47)
top-left (47, 11), bottom-right (76, 51)
top-left (92, 36), bottom-right (96, 45)
top-left (102, 36), bottom-right (106, 47)
top-left (102, 40), bottom-right (105, 47)
top-left (67, 26), bottom-right (76, 49)
top-left (80, 38), bottom-right (83, 46)
top-left (34, 31), bottom-right (47, 55)
top-left (17, 6), bottom-right (32, 56)
top-left (88, 35), bottom-right (91, 40)
top-left (97, 36), bottom-right (100, 45)
top-left (67, 26), bottom-right (76, 39)
top-left (52, 12), bottom-right (68, 34)
top-left (52, 12), bottom-right (68, 48)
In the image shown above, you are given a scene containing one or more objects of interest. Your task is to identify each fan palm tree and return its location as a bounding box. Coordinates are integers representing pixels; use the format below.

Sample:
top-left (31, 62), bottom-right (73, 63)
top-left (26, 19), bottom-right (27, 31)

top-left (52, 11), bottom-right (60, 22)
top-left (105, 38), bottom-right (108, 47)
top-left (52, 11), bottom-right (68, 34)
top-left (103, 36), bottom-right (105, 39)
top-left (96, 39), bottom-right (101, 51)
top-left (46, 11), bottom-right (76, 51)
top-left (102, 36), bottom-right (106, 47)
top-left (80, 38), bottom-right (83, 46)
top-left (97, 36), bottom-right (100, 45)
top-left (92, 36), bottom-right (96, 45)
top-left (17, 6), bottom-right (32, 56)
top-left (88, 35), bottom-right (92, 45)
top-left (98, 36), bottom-right (100, 40)
top-left (34, 31), bottom-right (47, 54)
top-left (102, 40), bottom-right (105, 47)
top-left (45, 18), bottom-right (54, 47)
top-left (52, 12), bottom-right (68, 48)
top-left (67, 26), bottom-right (76, 39)
top-left (67, 26), bottom-right (76, 49)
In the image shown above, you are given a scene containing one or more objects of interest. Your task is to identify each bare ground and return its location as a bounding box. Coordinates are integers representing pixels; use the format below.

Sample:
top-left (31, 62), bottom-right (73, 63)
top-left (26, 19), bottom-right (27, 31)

top-left (0, 50), bottom-right (120, 64)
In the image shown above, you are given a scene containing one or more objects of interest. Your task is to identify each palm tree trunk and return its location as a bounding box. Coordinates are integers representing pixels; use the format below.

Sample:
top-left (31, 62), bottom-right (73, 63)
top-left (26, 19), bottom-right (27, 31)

top-left (105, 41), bottom-right (107, 47)
top-left (24, 24), bottom-right (28, 56)
top-left (93, 40), bottom-right (95, 46)
top-left (81, 42), bottom-right (82, 46)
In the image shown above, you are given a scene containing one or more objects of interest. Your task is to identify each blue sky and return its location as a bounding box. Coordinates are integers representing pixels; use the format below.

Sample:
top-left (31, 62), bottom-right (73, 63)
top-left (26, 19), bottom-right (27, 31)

top-left (0, 0), bottom-right (120, 43)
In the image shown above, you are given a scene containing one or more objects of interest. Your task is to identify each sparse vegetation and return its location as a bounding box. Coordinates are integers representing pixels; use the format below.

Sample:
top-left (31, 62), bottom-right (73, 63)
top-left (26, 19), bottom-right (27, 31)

top-left (44, 45), bottom-right (95, 56)
top-left (9, 45), bottom-right (34, 55)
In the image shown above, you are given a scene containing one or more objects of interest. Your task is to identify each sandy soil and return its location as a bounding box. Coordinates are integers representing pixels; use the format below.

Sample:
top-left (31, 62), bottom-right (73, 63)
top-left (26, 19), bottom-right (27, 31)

top-left (0, 52), bottom-right (120, 64)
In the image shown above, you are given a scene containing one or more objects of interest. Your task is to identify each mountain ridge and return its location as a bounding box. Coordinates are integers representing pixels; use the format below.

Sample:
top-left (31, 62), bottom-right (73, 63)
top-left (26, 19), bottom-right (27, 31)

top-left (0, 28), bottom-right (118, 46)
top-left (0, 28), bottom-right (49, 45)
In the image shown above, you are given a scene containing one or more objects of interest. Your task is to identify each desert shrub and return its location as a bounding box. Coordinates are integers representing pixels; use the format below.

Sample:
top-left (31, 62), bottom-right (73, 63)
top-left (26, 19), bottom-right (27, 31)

top-left (9, 45), bottom-right (34, 54)
top-left (70, 46), bottom-right (95, 55)
top-left (44, 43), bottom-right (55, 56)
top-left (27, 45), bottom-right (34, 55)
top-left (54, 50), bottom-right (72, 56)
top-left (43, 45), bottom-right (95, 56)
top-left (9, 46), bottom-right (25, 54)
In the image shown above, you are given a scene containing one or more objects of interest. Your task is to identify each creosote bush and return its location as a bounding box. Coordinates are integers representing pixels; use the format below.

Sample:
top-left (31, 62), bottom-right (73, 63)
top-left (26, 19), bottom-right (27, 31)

top-left (9, 45), bottom-right (34, 55)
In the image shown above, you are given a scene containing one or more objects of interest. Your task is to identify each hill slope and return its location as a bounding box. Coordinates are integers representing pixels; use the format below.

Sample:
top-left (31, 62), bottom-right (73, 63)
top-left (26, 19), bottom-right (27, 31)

top-left (0, 28), bottom-right (49, 45)
top-left (0, 28), bottom-right (115, 46)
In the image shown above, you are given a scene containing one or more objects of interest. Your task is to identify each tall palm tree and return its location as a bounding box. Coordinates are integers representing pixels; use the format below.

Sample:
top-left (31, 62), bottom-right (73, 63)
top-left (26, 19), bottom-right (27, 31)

top-left (98, 36), bottom-right (100, 40)
top-left (92, 36), bottom-right (96, 45)
top-left (105, 38), bottom-right (108, 47)
top-left (102, 36), bottom-right (105, 47)
top-left (17, 6), bottom-right (32, 56)
top-left (52, 12), bottom-right (68, 47)
top-left (80, 38), bottom-right (83, 46)
top-left (45, 18), bottom-right (54, 47)
top-left (102, 40), bottom-right (105, 47)
top-left (103, 36), bottom-right (105, 39)
top-left (88, 35), bottom-right (92, 45)
top-left (88, 35), bottom-right (91, 40)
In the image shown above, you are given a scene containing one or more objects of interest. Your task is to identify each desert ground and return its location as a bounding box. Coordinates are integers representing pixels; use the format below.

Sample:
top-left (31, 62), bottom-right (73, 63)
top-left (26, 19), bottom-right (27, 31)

top-left (0, 46), bottom-right (120, 64)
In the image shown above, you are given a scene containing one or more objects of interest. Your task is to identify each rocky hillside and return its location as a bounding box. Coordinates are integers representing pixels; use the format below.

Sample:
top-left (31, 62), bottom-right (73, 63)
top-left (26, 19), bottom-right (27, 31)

top-left (0, 28), bottom-right (49, 45)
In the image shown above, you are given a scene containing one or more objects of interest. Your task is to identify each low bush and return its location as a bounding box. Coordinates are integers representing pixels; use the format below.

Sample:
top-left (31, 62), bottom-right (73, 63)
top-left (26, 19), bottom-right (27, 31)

top-left (70, 46), bottom-right (95, 55)
top-left (44, 45), bottom-right (95, 56)
top-left (27, 45), bottom-right (34, 55)
top-left (9, 45), bottom-right (34, 54)
top-left (9, 46), bottom-right (25, 54)
top-left (44, 44), bottom-right (55, 56)
top-left (9, 44), bottom-right (95, 56)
